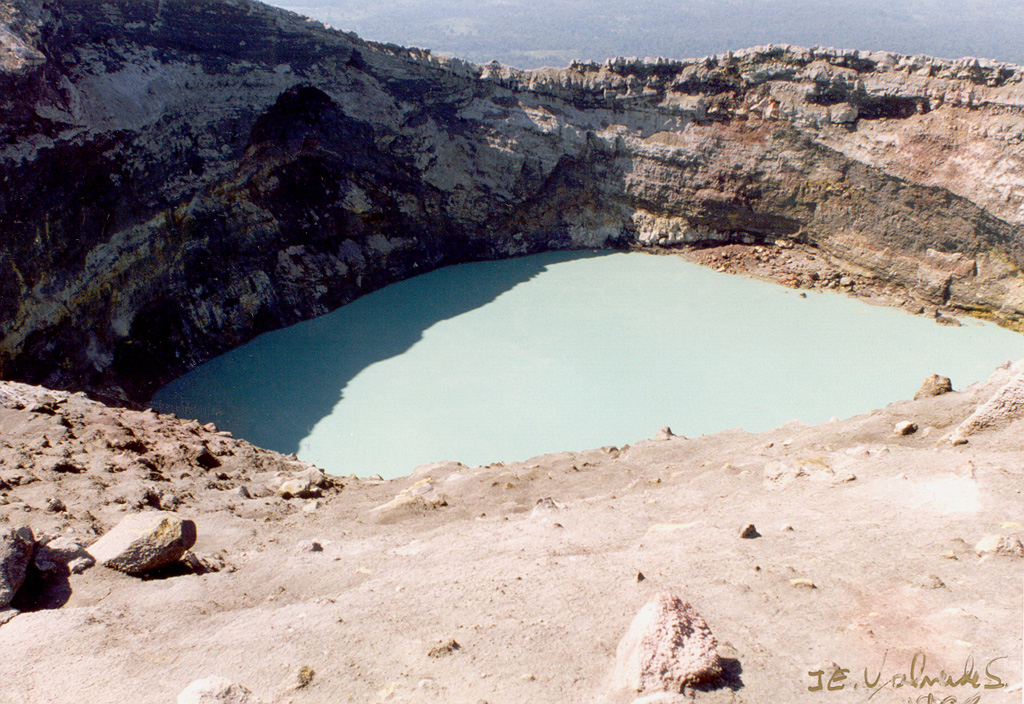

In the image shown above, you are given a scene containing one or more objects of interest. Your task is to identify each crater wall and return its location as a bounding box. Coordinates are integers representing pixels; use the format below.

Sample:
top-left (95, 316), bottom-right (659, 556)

top-left (1, 0), bottom-right (1022, 403)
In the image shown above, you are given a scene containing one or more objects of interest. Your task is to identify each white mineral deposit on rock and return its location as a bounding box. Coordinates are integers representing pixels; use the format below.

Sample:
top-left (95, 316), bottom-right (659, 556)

top-left (894, 420), bottom-right (918, 435)
top-left (177, 676), bottom-right (263, 704)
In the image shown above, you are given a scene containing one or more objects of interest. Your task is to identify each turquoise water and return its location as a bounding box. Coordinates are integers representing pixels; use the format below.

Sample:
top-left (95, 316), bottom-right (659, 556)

top-left (152, 251), bottom-right (1023, 478)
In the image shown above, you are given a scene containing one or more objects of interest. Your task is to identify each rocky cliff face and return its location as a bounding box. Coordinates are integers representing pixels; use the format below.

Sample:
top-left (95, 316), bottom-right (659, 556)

top-left (1, 0), bottom-right (1022, 403)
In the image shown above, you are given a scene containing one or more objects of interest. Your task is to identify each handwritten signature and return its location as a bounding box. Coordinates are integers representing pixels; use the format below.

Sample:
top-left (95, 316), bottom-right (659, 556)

top-left (808, 652), bottom-right (1008, 702)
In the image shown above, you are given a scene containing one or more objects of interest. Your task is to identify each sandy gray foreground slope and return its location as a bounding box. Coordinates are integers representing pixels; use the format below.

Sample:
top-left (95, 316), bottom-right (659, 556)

top-left (0, 361), bottom-right (1021, 703)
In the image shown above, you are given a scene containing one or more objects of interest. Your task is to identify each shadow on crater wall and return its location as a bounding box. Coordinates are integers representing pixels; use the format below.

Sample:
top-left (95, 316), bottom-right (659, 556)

top-left (152, 249), bottom-right (612, 457)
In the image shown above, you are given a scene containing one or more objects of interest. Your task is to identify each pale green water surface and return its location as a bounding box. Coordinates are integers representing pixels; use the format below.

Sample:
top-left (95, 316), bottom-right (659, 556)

top-left (152, 251), bottom-right (1024, 477)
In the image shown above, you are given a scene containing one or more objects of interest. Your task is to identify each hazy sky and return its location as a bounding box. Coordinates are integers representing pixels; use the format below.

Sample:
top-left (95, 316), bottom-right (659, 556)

top-left (267, 0), bottom-right (1024, 68)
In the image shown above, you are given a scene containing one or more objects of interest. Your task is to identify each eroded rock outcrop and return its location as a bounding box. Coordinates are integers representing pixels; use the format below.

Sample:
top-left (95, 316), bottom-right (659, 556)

top-left (914, 373), bottom-right (953, 399)
top-left (949, 361), bottom-right (1024, 443)
top-left (0, 0), bottom-right (1022, 403)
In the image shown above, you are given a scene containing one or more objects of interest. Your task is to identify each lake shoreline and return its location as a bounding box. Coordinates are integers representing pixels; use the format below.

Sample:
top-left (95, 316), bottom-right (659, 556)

top-left (657, 241), bottom-right (981, 328)
top-left (1, 361), bottom-right (1022, 702)
top-left (149, 249), bottom-right (1022, 478)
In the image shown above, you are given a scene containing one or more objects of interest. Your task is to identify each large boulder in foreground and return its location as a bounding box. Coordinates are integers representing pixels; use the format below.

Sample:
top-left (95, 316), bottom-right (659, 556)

top-left (87, 511), bottom-right (197, 574)
top-left (613, 593), bottom-right (723, 693)
top-left (0, 526), bottom-right (34, 608)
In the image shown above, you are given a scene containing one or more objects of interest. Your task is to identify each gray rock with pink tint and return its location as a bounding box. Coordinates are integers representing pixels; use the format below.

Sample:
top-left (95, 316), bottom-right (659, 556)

top-left (613, 592), bottom-right (723, 693)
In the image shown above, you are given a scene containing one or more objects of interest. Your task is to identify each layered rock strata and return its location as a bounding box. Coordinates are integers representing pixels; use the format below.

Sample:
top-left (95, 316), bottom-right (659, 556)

top-left (0, 0), bottom-right (1022, 403)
